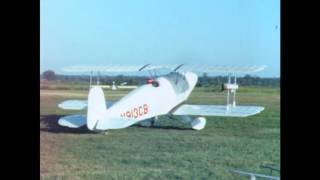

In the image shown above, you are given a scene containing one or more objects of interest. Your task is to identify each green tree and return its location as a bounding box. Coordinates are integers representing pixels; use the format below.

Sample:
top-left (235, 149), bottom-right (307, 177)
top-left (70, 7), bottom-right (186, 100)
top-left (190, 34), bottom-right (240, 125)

top-left (42, 70), bottom-right (56, 81)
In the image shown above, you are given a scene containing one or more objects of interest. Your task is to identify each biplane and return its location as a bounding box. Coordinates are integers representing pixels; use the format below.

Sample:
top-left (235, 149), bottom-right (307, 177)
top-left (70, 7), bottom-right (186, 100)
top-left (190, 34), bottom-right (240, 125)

top-left (58, 64), bottom-right (266, 131)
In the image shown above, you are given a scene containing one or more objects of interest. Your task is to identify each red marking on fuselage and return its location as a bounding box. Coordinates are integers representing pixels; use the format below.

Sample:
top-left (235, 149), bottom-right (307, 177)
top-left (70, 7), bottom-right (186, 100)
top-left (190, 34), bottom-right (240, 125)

top-left (121, 104), bottom-right (149, 119)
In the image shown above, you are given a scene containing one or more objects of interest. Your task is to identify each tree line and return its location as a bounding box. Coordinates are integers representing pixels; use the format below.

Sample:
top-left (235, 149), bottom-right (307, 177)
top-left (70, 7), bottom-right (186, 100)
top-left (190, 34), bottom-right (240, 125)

top-left (41, 70), bottom-right (279, 87)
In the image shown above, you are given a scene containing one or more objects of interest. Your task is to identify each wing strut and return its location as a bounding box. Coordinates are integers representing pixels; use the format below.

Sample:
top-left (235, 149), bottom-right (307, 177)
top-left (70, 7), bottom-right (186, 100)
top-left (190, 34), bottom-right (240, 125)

top-left (96, 71), bottom-right (100, 85)
top-left (89, 71), bottom-right (92, 88)
top-left (225, 73), bottom-right (239, 110)
top-left (233, 74), bottom-right (237, 107)
top-left (226, 73), bottom-right (231, 110)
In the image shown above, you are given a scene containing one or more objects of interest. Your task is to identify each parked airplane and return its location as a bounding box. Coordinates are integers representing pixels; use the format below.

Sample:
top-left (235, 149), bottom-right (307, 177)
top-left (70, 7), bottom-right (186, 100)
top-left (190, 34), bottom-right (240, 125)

top-left (58, 64), bottom-right (266, 131)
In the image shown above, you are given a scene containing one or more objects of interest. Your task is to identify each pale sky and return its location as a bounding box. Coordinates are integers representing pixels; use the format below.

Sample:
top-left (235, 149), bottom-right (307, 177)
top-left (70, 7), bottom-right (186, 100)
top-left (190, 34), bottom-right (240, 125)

top-left (41, 0), bottom-right (280, 77)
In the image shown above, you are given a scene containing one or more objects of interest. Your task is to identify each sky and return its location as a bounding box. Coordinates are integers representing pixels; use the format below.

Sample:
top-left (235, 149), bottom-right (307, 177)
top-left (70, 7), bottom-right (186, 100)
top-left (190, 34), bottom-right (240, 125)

top-left (40, 0), bottom-right (280, 77)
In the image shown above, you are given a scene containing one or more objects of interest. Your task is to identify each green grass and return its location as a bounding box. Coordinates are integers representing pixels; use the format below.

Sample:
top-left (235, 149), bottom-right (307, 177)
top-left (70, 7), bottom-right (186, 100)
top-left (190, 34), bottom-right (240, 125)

top-left (40, 86), bottom-right (280, 179)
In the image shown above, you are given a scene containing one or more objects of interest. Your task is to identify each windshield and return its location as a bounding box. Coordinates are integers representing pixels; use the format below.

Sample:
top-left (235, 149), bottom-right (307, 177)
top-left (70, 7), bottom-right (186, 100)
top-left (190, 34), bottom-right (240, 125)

top-left (163, 72), bottom-right (189, 94)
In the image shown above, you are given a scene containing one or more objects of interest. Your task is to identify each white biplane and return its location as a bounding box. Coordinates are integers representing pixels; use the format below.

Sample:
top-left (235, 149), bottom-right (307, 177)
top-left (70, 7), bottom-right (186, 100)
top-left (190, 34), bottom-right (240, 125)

top-left (58, 64), bottom-right (266, 131)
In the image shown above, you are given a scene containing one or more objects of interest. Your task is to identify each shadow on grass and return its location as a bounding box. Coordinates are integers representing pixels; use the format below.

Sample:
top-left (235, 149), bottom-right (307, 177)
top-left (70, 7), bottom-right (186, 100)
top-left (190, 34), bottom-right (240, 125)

top-left (40, 115), bottom-right (93, 134)
top-left (40, 115), bottom-right (192, 134)
top-left (134, 124), bottom-right (192, 131)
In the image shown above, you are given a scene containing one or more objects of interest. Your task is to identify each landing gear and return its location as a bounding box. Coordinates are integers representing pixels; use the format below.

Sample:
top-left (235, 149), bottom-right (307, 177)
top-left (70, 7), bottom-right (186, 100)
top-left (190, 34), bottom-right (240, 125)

top-left (190, 117), bottom-right (206, 130)
top-left (138, 117), bottom-right (157, 128)
top-left (151, 119), bottom-right (155, 127)
top-left (151, 116), bottom-right (158, 126)
top-left (177, 115), bottom-right (206, 130)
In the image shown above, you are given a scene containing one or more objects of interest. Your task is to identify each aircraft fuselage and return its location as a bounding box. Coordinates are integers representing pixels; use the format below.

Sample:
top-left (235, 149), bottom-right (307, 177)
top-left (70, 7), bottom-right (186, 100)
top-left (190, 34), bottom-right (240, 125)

top-left (88, 71), bottom-right (198, 130)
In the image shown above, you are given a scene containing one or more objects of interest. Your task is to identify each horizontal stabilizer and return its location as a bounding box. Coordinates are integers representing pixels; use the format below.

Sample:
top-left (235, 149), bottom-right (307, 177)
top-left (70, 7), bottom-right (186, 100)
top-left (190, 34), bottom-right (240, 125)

top-left (58, 100), bottom-right (114, 110)
top-left (172, 105), bottom-right (264, 117)
top-left (58, 100), bottom-right (87, 110)
top-left (58, 114), bottom-right (87, 128)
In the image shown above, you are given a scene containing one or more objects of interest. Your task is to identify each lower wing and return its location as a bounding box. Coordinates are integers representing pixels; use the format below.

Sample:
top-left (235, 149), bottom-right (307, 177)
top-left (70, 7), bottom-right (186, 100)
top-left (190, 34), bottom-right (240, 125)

top-left (172, 104), bottom-right (264, 117)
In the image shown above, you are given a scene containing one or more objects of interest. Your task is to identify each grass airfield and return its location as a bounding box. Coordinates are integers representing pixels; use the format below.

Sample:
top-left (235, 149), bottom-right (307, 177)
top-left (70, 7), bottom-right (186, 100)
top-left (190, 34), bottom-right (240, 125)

top-left (40, 85), bottom-right (280, 179)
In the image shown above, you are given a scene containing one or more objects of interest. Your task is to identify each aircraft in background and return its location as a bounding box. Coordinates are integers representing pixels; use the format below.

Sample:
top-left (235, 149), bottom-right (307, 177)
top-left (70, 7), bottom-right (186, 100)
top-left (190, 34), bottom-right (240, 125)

top-left (110, 81), bottom-right (138, 91)
top-left (111, 81), bottom-right (117, 90)
top-left (88, 72), bottom-right (136, 90)
top-left (58, 64), bottom-right (266, 131)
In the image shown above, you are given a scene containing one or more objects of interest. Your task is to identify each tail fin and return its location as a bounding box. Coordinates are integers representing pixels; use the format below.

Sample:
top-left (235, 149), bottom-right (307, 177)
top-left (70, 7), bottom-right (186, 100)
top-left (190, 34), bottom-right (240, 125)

top-left (87, 86), bottom-right (107, 130)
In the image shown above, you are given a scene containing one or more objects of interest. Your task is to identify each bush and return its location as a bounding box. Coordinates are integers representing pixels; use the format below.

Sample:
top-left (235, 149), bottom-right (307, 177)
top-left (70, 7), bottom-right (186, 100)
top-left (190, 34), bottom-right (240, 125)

top-left (42, 70), bottom-right (56, 81)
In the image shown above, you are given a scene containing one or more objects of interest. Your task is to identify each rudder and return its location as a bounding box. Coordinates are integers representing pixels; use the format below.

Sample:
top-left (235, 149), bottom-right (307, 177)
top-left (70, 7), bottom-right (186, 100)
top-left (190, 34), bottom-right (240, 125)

top-left (87, 86), bottom-right (107, 130)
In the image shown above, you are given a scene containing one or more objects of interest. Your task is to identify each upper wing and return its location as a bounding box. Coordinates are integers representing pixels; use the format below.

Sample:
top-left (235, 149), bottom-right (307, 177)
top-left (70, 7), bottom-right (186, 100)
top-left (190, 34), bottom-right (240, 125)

top-left (176, 64), bottom-right (267, 74)
top-left (62, 65), bottom-right (144, 73)
top-left (58, 100), bottom-right (114, 110)
top-left (172, 104), bottom-right (264, 117)
top-left (61, 64), bottom-right (173, 73)
top-left (61, 64), bottom-right (266, 74)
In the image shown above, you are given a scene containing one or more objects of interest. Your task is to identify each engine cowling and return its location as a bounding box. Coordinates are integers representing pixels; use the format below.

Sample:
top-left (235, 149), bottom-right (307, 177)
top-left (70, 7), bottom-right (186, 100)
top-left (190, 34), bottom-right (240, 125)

top-left (191, 117), bottom-right (206, 130)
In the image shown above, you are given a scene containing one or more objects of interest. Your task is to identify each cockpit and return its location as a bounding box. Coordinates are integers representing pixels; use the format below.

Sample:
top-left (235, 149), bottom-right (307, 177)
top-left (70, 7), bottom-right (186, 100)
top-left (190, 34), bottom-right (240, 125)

top-left (162, 72), bottom-right (190, 94)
